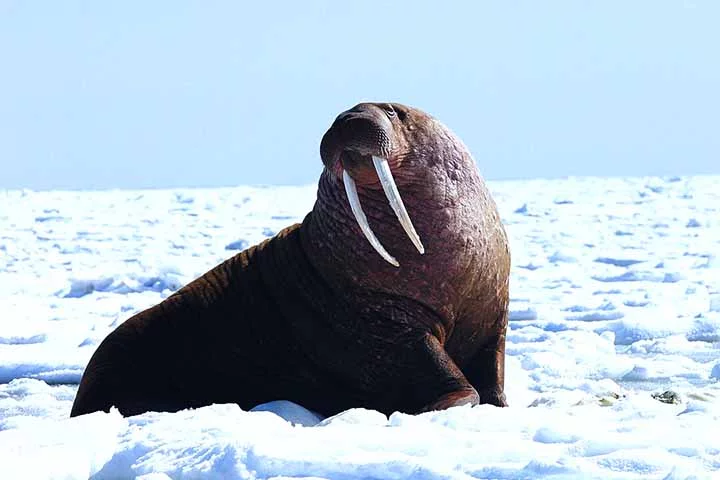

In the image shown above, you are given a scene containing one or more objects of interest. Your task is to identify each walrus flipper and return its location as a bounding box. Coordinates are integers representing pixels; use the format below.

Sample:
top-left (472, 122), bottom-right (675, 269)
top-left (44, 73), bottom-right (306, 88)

top-left (458, 307), bottom-right (509, 408)
top-left (462, 331), bottom-right (508, 407)
top-left (405, 335), bottom-right (480, 413)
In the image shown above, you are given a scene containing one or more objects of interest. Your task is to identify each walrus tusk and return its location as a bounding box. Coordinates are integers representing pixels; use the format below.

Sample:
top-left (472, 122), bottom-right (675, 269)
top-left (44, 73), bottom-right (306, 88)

top-left (343, 169), bottom-right (400, 267)
top-left (372, 156), bottom-right (425, 255)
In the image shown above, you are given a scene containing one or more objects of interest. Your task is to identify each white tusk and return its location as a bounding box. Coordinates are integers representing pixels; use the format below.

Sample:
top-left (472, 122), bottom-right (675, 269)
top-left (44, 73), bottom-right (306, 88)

top-left (342, 169), bottom-right (399, 267)
top-left (372, 156), bottom-right (425, 255)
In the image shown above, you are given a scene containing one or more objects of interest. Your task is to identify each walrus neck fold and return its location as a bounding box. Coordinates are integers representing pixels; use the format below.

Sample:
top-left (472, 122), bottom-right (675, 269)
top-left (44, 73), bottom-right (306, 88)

top-left (300, 168), bottom-right (445, 303)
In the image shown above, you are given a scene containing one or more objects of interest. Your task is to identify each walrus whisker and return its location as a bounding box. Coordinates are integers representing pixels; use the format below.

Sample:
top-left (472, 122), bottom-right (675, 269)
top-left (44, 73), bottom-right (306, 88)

top-left (342, 169), bottom-right (400, 267)
top-left (372, 156), bottom-right (425, 255)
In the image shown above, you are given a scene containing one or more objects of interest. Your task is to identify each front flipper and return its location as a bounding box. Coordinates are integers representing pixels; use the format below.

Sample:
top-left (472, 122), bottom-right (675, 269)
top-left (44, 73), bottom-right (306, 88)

top-left (420, 388), bottom-right (479, 412)
top-left (407, 334), bottom-right (479, 413)
top-left (461, 331), bottom-right (508, 408)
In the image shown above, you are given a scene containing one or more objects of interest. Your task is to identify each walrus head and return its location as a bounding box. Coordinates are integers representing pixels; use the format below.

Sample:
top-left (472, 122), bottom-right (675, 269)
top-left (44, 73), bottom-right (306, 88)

top-left (320, 102), bottom-right (431, 267)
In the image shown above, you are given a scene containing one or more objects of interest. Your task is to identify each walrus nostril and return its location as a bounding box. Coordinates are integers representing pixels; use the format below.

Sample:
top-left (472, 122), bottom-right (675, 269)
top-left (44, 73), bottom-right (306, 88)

top-left (335, 111), bottom-right (355, 123)
top-left (335, 110), bottom-right (360, 122)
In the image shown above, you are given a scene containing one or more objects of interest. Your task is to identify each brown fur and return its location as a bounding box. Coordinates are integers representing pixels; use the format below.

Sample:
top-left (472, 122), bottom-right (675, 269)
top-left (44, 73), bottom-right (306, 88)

top-left (70, 102), bottom-right (510, 418)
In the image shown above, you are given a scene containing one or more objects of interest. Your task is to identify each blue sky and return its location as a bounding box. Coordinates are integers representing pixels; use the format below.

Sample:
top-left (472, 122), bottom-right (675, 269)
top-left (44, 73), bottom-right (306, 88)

top-left (1, 1), bottom-right (718, 190)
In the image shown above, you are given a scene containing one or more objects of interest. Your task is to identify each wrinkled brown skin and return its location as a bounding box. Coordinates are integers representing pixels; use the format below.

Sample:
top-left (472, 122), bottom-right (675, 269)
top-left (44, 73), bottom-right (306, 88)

top-left (70, 102), bottom-right (510, 418)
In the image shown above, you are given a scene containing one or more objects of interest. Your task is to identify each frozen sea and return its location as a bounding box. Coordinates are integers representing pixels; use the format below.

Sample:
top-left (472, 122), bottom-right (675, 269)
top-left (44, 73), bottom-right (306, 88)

top-left (0, 175), bottom-right (719, 479)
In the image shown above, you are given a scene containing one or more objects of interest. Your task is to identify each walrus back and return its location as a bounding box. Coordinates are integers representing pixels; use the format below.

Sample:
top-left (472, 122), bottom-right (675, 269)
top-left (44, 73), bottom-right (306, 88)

top-left (70, 224), bottom-right (310, 417)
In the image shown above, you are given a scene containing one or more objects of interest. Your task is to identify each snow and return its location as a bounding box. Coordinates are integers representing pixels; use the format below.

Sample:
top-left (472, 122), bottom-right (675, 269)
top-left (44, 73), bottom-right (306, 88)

top-left (1, 176), bottom-right (719, 479)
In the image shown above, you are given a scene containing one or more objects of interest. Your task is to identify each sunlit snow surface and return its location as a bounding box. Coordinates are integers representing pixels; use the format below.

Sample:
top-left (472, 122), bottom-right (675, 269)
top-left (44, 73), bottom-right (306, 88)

top-left (1, 176), bottom-right (719, 479)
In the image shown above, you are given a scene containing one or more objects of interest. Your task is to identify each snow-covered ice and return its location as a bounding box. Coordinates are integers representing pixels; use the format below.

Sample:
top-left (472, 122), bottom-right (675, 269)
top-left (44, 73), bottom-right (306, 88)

top-left (1, 176), bottom-right (719, 479)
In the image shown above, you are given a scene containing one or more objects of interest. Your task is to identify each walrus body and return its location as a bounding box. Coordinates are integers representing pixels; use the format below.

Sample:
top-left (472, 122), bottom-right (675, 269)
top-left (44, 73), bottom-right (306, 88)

top-left (70, 102), bottom-right (510, 418)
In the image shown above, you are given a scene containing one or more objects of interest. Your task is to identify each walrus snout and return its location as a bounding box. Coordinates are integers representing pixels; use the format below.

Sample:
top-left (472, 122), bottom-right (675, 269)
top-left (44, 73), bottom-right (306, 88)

top-left (320, 103), bottom-right (394, 172)
top-left (320, 102), bottom-right (424, 267)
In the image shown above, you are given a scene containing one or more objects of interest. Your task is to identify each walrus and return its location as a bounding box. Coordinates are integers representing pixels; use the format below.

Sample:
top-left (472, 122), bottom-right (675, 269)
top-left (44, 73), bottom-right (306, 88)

top-left (70, 102), bottom-right (510, 418)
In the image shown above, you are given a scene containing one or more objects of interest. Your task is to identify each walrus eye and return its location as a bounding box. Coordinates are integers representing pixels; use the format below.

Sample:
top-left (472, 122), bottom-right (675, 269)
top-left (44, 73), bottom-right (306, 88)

top-left (383, 105), bottom-right (396, 118)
